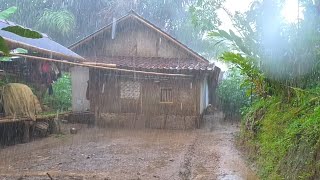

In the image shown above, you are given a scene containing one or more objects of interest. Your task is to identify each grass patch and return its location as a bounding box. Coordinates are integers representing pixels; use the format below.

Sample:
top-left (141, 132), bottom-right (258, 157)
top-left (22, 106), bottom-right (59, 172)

top-left (241, 93), bottom-right (320, 179)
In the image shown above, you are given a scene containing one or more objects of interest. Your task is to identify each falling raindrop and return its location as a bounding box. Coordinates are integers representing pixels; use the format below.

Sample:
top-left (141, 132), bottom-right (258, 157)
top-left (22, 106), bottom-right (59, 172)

top-left (112, 17), bottom-right (117, 40)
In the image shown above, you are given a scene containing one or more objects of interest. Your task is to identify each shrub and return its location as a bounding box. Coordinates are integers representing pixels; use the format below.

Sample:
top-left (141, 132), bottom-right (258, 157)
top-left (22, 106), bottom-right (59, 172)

top-left (43, 73), bottom-right (71, 112)
top-left (217, 67), bottom-right (252, 120)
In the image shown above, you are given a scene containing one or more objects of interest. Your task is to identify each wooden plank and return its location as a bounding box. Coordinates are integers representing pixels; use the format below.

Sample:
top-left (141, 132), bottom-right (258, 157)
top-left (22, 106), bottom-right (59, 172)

top-left (22, 121), bottom-right (30, 143)
top-left (0, 112), bottom-right (73, 124)
top-left (0, 117), bottom-right (30, 123)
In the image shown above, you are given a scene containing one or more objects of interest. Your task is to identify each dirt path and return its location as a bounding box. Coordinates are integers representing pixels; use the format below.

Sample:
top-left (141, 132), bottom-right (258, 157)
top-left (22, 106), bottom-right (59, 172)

top-left (0, 115), bottom-right (258, 180)
top-left (198, 113), bottom-right (258, 180)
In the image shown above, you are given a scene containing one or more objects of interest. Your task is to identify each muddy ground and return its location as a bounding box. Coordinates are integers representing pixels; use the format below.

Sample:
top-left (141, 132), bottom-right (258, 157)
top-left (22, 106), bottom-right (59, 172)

top-left (0, 114), bottom-right (258, 180)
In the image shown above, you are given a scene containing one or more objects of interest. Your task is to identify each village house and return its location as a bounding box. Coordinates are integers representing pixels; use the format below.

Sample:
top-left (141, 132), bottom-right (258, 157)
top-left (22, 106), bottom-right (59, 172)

top-left (69, 11), bottom-right (221, 129)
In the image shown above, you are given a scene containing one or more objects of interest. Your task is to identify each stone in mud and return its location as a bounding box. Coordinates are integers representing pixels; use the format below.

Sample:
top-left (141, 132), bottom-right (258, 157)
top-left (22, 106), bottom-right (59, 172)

top-left (70, 127), bottom-right (77, 134)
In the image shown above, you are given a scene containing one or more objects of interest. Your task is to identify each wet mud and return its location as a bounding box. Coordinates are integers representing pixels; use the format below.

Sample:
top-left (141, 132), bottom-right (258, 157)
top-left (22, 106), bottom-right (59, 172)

top-left (0, 115), bottom-right (258, 180)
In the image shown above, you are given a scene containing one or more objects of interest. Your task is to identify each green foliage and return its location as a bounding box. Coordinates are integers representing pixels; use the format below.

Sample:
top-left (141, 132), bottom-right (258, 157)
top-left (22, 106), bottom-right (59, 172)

top-left (221, 52), bottom-right (265, 96)
top-left (2, 26), bottom-right (42, 38)
top-left (136, 0), bottom-right (222, 57)
top-left (193, 0), bottom-right (320, 94)
top-left (198, 0), bottom-right (320, 89)
top-left (241, 91), bottom-right (320, 179)
top-left (189, 0), bottom-right (225, 32)
top-left (0, 6), bottom-right (42, 56)
top-left (205, 16), bottom-right (266, 96)
top-left (221, 52), bottom-right (258, 77)
top-left (43, 73), bottom-right (72, 112)
top-left (208, 29), bottom-right (253, 56)
top-left (217, 68), bottom-right (251, 119)
top-left (0, 6), bottom-right (17, 20)
top-left (36, 9), bottom-right (75, 37)
top-left (190, 1), bottom-right (320, 178)
top-left (0, 0), bottom-right (224, 56)
top-left (0, 36), bottom-right (9, 55)
top-left (0, 7), bottom-right (15, 55)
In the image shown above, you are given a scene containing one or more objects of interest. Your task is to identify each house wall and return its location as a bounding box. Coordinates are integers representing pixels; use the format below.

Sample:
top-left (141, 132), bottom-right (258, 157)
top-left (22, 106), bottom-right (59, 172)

top-left (199, 75), bottom-right (209, 115)
top-left (87, 70), bottom-right (202, 129)
top-left (208, 66), bottom-right (221, 106)
top-left (73, 18), bottom-right (198, 60)
top-left (71, 67), bottom-right (90, 112)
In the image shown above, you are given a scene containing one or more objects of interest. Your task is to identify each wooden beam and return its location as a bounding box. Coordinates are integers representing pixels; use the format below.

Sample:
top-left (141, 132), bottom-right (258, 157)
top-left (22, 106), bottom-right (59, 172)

top-left (0, 112), bottom-right (71, 124)
top-left (10, 53), bottom-right (193, 77)
top-left (82, 62), bottom-right (117, 68)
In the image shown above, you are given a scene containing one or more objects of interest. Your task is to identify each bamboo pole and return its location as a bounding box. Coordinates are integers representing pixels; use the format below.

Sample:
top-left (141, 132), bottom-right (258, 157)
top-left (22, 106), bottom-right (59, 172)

top-left (82, 62), bottom-right (117, 67)
top-left (10, 53), bottom-right (194, 77)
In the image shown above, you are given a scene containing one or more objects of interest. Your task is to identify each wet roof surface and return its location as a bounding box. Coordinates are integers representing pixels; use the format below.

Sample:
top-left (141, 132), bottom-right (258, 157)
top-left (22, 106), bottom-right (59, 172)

top-left (0, 20), bottom-right (82, 60)
top-left (86, 56), bottom-right (215, 71)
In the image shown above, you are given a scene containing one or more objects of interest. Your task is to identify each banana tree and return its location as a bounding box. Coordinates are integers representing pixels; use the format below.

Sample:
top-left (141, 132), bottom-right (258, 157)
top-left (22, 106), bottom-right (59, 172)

top-left (0, 6), bottom-right (42, 56)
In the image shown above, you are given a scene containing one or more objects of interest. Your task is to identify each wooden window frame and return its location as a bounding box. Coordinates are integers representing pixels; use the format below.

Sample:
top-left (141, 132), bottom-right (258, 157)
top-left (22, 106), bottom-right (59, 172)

top-left (160, 88), bottom-right (173, 103)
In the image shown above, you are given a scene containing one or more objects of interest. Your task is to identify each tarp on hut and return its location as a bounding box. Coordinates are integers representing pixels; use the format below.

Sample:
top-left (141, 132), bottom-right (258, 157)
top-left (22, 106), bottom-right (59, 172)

top-left (1, 83), bottom-right (41, 120)
top-left (0, 20), bottom-right (83, 61)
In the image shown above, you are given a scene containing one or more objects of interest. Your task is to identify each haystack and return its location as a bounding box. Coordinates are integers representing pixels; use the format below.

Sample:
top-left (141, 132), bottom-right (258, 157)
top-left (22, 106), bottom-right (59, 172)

top-left (1, 83), bottom-right (42, 120)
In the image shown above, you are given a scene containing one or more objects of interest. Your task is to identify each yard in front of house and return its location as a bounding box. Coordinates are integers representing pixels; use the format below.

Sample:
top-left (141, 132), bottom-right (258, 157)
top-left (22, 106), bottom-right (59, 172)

top-left (0, 115), bottom-right (257, 180)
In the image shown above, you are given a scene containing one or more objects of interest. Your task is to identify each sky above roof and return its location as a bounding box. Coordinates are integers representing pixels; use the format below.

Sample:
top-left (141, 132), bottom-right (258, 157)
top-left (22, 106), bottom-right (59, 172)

top-left (216, 0), bottom-right (301, 71)
top-left (217, 0), bottom-right (252, 31)
top-left (215, 0), bottom-right (252, 71)
top-left (219, 0), bottom-right (301, 31)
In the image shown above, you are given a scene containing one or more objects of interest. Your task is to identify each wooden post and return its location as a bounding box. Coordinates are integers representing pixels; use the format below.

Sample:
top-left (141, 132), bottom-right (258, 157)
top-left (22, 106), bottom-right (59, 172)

top-left (94, 105), bottom-right (99, 127)
top-left (164, 114), bottom-right (168, 129)
top-left (22, 121), bottom-right (30, 143)
top-left (196, 116), bottom-right (200, 129)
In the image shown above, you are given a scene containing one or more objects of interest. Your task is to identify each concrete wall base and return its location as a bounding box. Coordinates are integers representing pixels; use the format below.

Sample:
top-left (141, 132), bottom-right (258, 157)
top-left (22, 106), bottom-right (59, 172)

top-left (97, 113), bottom-right (198, 130)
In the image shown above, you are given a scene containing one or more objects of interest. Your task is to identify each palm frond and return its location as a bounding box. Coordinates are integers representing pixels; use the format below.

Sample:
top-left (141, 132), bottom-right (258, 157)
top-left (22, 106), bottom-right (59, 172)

top-left (0, 6), bottom-right (17, 20)
top-left (36, 9), bottom-right (75, 37)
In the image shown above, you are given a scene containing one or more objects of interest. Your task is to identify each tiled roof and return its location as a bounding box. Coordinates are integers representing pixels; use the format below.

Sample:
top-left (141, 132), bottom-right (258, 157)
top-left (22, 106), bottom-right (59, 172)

top-left (85, 56), bottom-right (215, 72)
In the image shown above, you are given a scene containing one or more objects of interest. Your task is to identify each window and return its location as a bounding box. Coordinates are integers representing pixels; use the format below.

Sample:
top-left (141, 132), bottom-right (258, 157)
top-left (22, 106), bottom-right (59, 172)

top-left (120, 81), bottom-right (141, 99)
top-left (160, 88), bottom-right (173, 103)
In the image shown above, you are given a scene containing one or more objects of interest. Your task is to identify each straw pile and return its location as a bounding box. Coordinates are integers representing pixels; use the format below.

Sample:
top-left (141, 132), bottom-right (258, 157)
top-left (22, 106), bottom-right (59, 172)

top-left (1, 83), bottom-right (42, 120)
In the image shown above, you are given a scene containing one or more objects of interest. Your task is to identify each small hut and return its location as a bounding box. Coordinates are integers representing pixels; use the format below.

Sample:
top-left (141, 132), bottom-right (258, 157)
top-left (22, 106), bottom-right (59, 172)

top-left (69, 11), bottom-right (221, 129)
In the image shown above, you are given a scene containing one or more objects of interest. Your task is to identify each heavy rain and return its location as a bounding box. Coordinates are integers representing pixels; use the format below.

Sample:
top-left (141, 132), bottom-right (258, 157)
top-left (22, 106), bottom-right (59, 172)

top-left (0, 0), bottom-right (318, 179)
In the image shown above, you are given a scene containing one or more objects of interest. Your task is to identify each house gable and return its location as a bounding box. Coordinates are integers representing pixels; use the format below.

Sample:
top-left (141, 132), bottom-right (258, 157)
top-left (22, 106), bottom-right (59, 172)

top-left (70, 12), bottom-right (208, 63)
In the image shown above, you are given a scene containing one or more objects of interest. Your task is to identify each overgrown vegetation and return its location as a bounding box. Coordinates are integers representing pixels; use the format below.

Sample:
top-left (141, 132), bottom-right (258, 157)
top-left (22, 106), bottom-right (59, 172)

top-left (43, 73), bottom-right (72, 112)
top-left (217, 68), bottom-right (251, 119)
top-left (191, 0), bottom-right (320, 179)
top-left (241, 91), bottom-right (320, 179)
top-left (0, 6), bottom-right (42, 56)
